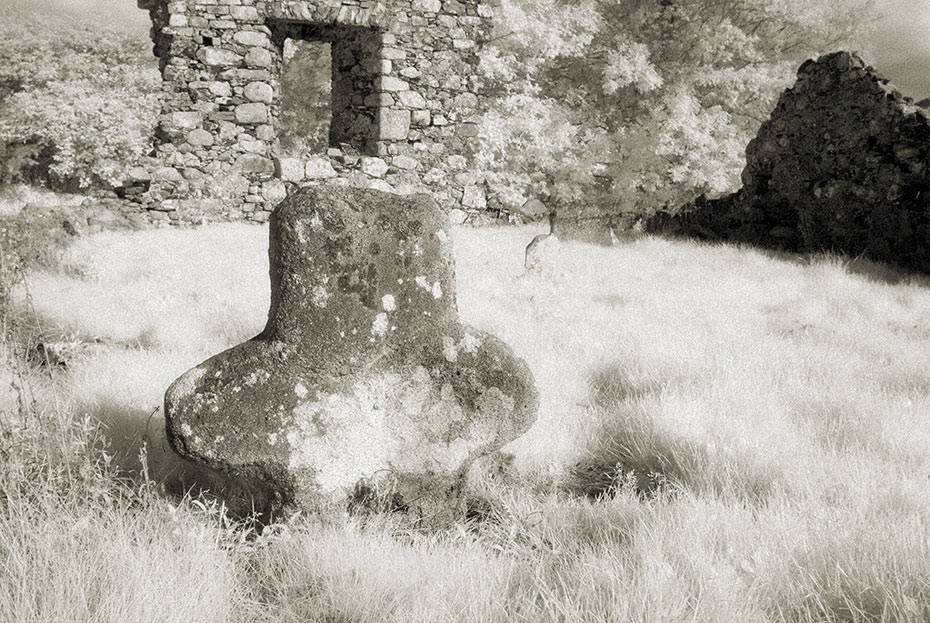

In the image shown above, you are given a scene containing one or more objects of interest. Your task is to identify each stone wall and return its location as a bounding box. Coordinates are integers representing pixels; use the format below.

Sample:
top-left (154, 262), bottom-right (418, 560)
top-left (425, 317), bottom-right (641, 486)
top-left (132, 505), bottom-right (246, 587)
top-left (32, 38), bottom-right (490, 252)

top-left (652, 52), bottom-right (930, 274)
top-left (134, 0), bottom-right (494, 222)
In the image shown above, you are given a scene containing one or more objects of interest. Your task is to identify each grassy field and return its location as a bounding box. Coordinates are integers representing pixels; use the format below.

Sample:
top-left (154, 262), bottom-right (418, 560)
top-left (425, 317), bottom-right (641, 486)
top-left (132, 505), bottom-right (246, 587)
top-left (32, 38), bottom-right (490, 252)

top-left (4, 213), bottom-right (930, 621)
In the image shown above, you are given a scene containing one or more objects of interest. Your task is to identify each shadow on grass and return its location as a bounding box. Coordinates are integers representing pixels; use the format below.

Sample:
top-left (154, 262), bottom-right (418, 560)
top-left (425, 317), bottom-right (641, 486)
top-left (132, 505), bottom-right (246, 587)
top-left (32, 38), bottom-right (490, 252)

top-left (568, 361), bottom-right (779, 505)
top-left (744, 242), bottom-right (930, 288)
top-left (567, 362), bottom-right (684, 499)
top-left (79, 397), bottom-right (275, 521)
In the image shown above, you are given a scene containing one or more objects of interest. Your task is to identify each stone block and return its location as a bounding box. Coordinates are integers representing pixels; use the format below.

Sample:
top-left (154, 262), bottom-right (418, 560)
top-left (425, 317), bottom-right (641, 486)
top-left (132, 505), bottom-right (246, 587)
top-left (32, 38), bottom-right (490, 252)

top-left (261, 179), bottom-right (288, 204)
top-left (411, 110), bottom-right (431, 126)
top-left (379, 76), bottom-right (409, 92)
top-left (305, 157), bottom-right (337, 179)
top-left (360, 157), bottom-right (389, 178)
top-left (212, 173), bottom-right (252, 199)
top-left (152, 166), bottom-right (183, 182)
top-left (454, 92), bottom-right (479, 110)
top-left (235, 102), bottom-right (268, 124)
top-left (382, 47), bottom-right (407, 60)
top-left (164, 186), bottom-right (539, 520)
top-left (447, 154), bottom-right (467, 170)
top-left (239, 139), bottom-right (266, 154)
top-left (186, 128), bottom-right (215, 147)
top-left (206, 81), bottom-right (233, 97)
top-left (462, 185), bottom-right (487, 210)
top-left (245, 47), bottom-right (274, 69)
top-left (233, 154), bottom-right (275, 174)
top-left (256, 124), bottom-right (275, 141)
top-left (448, 208), bottom-right (467, 225)
top-left (398, 91), bottom-right (427, 109)
top-left (377, 108), bottom-right (411, 141)
top-left (197, 47), bottom-right (242, 68)
top-left (364, 93), bottom-right (395, 107)
top-left (229, 5), bottom-right (259, 20)
top-left (412, 0), bottom-right (441, 11)
top-left (127, 166), bottom-right (151, 182)
top-left (244, 81), bottom-right (274, 103)
top-left (170, 111), bottom-right (204, 130)
top-left (392, 155), bottom-right (420, 171)
top-left (277, 157), bottom-right (306, 182)
top-left (233, 31), bottom-right (271, 47)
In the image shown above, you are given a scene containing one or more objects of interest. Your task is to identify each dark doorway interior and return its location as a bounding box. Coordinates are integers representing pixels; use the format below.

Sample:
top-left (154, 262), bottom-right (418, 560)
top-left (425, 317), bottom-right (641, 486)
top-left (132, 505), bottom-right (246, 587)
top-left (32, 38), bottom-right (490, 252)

top-left (271, 21), bottom-right (381, 157)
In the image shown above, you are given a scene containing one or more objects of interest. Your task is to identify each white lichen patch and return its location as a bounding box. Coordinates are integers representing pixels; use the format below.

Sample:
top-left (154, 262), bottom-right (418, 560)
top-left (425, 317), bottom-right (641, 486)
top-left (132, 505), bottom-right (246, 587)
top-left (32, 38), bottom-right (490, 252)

top-left (311, 285), bottom-right (331, 307)
top-left (295, 382), bottom-right (309, 399)
top-left (461, 333), bottom-right (482, 354)
top-left (435, 229), bottom-right (449, 244)
top-left (442, 336), bottom-right (458, 362)
top-left (413, 241), bottom-right (423, 256)
top-left (382, 294), bottom-right (396, 312)
top-left (244, 370), bottom-right (271, 387)
top-left (268, 432), bottom-right (278, 446)
top-left (310, 212), bottom-right (323, 230)
top-left (181, 423), bottom-right (194, 437)
top-left (371, 312), bottom-right (389, 336)
top-left (414, 275), bottom-right (443, 298)
top-left (284, 369), bottom-right (474, 495)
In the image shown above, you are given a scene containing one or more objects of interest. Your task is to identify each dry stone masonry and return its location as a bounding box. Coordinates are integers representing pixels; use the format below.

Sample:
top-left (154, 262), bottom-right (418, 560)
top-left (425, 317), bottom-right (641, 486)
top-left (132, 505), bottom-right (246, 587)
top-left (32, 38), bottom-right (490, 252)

top-left (164, 186), bottom-right (538, 521)
top-left (135, 0), bottom-right (495, 222)
top-left (653, 52), bottom-right (930, 274)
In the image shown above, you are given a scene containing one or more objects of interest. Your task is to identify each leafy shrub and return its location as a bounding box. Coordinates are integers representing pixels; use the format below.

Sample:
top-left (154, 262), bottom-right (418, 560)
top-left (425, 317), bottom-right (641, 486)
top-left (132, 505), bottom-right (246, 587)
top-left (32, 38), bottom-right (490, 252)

top-left (477, 0), bottom-right (876, 215)
top-left (0, 7), bottom-right (161, 191)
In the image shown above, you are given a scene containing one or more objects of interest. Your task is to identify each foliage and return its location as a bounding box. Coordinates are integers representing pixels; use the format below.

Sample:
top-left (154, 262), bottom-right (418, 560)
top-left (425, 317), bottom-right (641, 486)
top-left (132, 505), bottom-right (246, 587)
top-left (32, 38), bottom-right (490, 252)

top-left (0, 7), bottom-right (160, 191)
top-left (477, 0), bottom-right (877, 214)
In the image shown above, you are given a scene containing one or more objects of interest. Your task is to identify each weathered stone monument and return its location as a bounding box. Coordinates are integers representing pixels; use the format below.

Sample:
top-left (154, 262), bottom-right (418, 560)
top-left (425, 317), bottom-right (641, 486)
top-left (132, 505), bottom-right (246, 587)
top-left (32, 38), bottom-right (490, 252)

top-left (164, 185), bottom-right (538, 520)
top-left (135, 0), bottom-right (495, 223)
top-left (652, 52), bottom-right (930, 274)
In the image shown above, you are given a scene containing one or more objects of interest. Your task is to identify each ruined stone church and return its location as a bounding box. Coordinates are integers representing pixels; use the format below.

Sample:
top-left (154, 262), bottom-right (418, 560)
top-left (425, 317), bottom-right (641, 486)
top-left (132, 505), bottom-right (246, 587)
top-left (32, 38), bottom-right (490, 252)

top-left (136, 0), bottom-right (495, 220)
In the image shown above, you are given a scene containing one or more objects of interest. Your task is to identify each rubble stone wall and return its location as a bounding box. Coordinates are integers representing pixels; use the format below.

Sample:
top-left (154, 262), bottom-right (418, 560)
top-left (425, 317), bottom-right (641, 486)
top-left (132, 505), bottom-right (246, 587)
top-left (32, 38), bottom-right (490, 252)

top-left (653, 52), bottom-right (930, 274)
top-left (134, 0), bottom-right (495, 222)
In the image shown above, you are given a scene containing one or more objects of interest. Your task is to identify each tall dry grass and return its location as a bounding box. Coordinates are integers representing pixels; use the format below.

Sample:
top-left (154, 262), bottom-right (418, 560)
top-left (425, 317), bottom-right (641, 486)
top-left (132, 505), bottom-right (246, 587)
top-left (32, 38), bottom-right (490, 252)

top-left (4, 216), bottom-right (930, 621)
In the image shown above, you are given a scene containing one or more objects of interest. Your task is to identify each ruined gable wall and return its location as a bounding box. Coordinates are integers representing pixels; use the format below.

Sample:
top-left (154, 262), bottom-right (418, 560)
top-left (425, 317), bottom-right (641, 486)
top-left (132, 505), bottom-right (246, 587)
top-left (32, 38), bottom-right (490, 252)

top-left (135, 0), bottom-right (495, 222)
top-left (655, 52), bottom-right (930, 274)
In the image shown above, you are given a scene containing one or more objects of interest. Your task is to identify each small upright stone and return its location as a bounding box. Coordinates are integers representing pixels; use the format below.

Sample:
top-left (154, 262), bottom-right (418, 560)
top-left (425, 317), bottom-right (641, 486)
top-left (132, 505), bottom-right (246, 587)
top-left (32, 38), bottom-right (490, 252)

top-left (165, 186), bottom-right (538, 521)
top-left (524, 234), bottom-right (562, 275)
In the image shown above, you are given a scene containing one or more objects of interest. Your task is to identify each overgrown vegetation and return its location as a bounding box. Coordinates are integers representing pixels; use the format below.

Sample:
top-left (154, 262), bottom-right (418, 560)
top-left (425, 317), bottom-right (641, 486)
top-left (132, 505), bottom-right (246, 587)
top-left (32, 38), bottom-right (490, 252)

top-left (0, 4), bottom-right (160, 192)
top-left (4, 219), bottom-right (930, 621)
top-left (477, 0), bottom-right (877, 213)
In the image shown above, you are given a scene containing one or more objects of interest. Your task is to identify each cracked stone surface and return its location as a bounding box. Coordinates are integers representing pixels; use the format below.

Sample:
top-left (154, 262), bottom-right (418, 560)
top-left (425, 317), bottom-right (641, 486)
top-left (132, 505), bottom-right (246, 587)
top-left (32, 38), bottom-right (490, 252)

top-left (165, 186), bottom-right (538, 520)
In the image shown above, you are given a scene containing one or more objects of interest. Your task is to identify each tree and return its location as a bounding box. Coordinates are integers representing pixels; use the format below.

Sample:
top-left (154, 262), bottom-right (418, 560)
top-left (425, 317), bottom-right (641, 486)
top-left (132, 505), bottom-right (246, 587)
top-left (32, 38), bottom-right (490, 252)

top-left (476, 0), bottom-right (877, 215)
